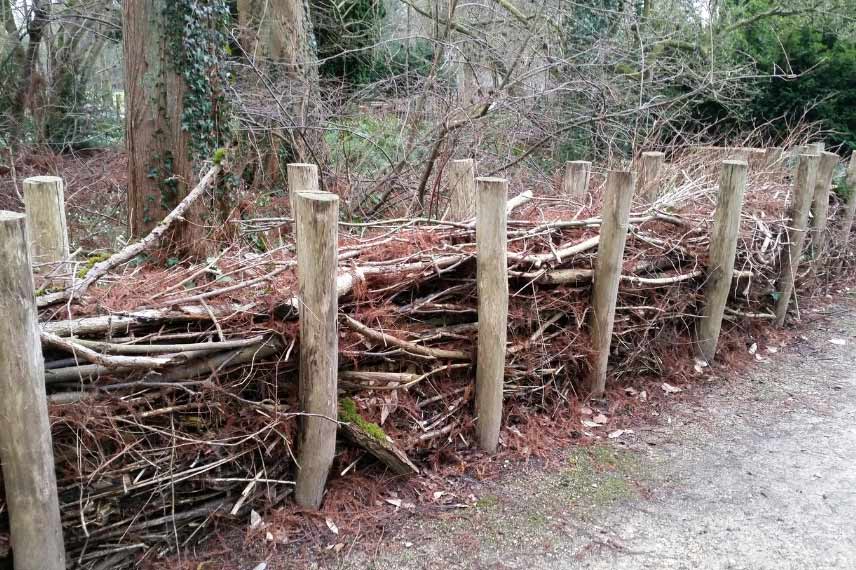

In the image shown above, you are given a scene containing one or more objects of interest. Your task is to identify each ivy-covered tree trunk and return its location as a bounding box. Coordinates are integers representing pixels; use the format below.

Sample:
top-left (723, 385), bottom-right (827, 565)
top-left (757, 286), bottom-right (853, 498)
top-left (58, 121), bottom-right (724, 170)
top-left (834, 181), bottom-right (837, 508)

top-left (124, 0), bottom-right (194, 243)
top-left (238, 0), bottom-right (328, 168)
top-left (123, 0), bottom-right (230, 254)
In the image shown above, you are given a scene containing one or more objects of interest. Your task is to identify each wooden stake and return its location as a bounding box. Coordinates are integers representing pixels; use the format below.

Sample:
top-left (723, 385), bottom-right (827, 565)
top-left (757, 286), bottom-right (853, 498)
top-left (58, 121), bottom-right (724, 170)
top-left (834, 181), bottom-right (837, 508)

top-left (837, 152), bottom-right (856, 246)
top-left (288, 163), bottom-right (320, 193)
top-left (288, 163), bottom-right (320, 214)
top-left (475, 177), bottom-right (508, 453)
top-left (293, 190), bottom-right (339, 509)
top-left (696, 160), bottom-right (748, 363)
top-left (446, 159), bottom-right (476, 221)
top-left (562, 160), bottom-right (592, 200)
top-left (810, 151), bottom-right (840, 258)
top-left (638, 152), bottom-right (665, 202)
top-left (764, 147), bottom-right (784, 169)
top-left (23, 176), bottom-right (69, 279)
top-left (775, 154), bottom-right (819, 326)
top-left (0, 211), bottom-right (66, 570)
top-left (589, 170), bottom-right (635, 397)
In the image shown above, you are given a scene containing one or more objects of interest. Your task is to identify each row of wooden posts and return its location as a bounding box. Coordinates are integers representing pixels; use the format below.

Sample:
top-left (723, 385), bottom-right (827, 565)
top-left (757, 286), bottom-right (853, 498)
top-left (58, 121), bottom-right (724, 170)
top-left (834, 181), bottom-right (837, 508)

top-left (0, 146), bottom-right (854, 569)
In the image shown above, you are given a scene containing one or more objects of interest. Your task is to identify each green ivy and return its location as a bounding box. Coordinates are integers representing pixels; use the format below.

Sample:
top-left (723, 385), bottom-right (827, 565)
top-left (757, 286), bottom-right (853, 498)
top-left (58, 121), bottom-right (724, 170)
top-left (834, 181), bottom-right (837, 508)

top-left (162, 0), bottom-right (232, 159)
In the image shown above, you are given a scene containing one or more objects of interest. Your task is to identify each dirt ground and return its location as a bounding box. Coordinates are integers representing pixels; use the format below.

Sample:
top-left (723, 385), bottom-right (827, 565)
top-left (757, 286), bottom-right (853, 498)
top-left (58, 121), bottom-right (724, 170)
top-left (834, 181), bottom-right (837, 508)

top-left (302, 298), bottom-right (856, 570)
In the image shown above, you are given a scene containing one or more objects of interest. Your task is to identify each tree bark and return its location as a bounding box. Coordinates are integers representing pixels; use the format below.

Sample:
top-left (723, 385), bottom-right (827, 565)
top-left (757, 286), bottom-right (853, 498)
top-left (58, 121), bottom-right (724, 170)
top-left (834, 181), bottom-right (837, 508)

top-left (123, 0), bottom-right (202, 254)
top-left (238, 0), bottom-right (328, 166)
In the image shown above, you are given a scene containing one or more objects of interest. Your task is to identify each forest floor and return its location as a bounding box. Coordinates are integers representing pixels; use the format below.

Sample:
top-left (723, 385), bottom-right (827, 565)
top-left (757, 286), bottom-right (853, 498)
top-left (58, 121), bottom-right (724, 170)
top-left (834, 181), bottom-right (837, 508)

top-left (215, 293), bottom-right (856, 570)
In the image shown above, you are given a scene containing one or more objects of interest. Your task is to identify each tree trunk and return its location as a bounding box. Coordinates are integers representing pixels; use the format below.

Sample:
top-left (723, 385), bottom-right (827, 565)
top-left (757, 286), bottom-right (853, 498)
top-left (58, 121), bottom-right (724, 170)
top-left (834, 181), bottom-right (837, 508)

top-left (6, 0), bottom-right (49, 143)
top-left (123, 0), bottom-right (201, 253)
top-left (238, 0), bottom-right (328, 168)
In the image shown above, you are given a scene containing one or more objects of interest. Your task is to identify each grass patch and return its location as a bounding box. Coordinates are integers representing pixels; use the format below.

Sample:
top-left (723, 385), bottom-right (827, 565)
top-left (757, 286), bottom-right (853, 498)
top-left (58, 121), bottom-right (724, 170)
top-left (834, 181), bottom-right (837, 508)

top-left (558, 446), bottom-right (641, 508)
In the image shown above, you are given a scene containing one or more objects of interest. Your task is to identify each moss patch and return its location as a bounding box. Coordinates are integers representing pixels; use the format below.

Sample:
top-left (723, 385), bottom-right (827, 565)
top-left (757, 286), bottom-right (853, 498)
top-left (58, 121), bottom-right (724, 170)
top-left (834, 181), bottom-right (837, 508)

top-left (474, 494), bottom-right (500, 510)
top-left (76, 252), bottom-right (111, 279)
top-left (339, 398), bottom-right (388, 442)
top-left (557, 446), bottom-right (641, 509)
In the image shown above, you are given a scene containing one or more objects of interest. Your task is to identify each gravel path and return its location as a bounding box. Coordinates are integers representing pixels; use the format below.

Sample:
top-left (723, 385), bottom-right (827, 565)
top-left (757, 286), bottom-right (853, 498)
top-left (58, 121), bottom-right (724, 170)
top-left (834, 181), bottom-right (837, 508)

top-left (336, 302), bottom-right (856, 570)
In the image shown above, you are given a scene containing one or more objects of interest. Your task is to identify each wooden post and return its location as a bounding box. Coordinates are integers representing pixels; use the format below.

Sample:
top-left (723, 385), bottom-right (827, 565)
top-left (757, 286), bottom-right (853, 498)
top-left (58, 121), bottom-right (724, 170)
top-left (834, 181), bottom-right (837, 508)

top-left (696, 160), bottom-right (748, 363)
top-left (764, 147), bottom-right (784, 169)
top-left (589, 171), bottom-right (635, 397)
top-left (638, 151), bottom-right (665, 202)
top-left (446, 158), bottom-right (476, 221)
top-left (562, 160), bottom-right (592, 200)
top-left (0, 211), bottom-right (66, 570)
top-left (810, 151), bottom-right (839, 258)
top-left (288, 163), bottom-right (320, 195)
top-left (775, 154), bottom-right (819, 326)
top-left (288, 163), bottom-right (320, 213)
top-left (729, 148), bottom-right (750, 161)
top-left (475, 177), bottom-right (508, 453)
top-left (837, 152), bottom-right (856, 246)
top-left (293, 190), bottom-right (339, 509)
top-left (266, 163), bottom-right (321, 248)
top-left (23, 176), bottom-right (69, 278)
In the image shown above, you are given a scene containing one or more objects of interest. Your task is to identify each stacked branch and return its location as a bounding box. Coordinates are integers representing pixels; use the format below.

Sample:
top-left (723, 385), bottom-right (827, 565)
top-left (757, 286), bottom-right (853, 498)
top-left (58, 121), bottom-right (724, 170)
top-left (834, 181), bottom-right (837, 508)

top-left (2, 148), bottom-right (853, 568)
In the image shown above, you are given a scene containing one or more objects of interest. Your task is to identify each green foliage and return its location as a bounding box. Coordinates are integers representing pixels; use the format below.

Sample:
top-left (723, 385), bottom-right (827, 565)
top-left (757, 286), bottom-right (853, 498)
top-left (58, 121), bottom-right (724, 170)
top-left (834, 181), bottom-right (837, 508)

top-left (313, 0), bottom-right (434, 86)
top-left (339, 398), bottom-right (387, 442)
top-left (324, 114), bottom-right (424, 175)
top-left (351, 39), bottom-right (437, 86)
top-left (314, 0), bottom-right (389, 84)
top-left (725, 0), bottom-right (856, 150)
top-left (163, 0), bottom-right (233, 159)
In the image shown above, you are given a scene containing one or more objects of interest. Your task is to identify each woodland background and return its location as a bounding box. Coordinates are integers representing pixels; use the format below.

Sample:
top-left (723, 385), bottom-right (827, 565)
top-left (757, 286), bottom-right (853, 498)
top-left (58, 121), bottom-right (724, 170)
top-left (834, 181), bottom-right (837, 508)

top-left (0, 0), bottom-right (854, 249)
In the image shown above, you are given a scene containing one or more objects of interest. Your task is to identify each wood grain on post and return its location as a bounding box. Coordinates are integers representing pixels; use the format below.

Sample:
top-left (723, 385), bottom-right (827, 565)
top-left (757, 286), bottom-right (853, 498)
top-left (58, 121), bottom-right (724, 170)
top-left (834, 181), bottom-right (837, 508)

top-left (639, 152), bottom-right (665, 202)
top-left (0, 211), bottom-right (66, 570)
top-left (589, 170), bottom-right (635, 397)
top-left (562, 160), bottom-right (592, 200)
top-left (446, 159), bottom-right (476, 221)
top-left (23, 176), bottom-right (69, 277)
top-left (293, 190), bottom-right (339, 509)
top-left (810, 151), bottom-right (839, 258)
top-left (271, 163), bottom-right (320, 248)
top-left (288, 163), bottom-right (320, 213)
top-left (696, 160), bottom-right (748, 363)
top-left (775, 154), bottom-right (819, 327)
top-left (475, 177), bottom-right (508, 453)
top-left (837, 152), bottom-right (856, 246)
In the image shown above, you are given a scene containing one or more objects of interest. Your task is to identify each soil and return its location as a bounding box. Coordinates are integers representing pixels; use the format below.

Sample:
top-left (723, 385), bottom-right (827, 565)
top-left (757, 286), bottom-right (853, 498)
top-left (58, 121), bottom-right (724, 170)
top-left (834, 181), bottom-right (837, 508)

top-left (220, 295), bottom-right (856, 570)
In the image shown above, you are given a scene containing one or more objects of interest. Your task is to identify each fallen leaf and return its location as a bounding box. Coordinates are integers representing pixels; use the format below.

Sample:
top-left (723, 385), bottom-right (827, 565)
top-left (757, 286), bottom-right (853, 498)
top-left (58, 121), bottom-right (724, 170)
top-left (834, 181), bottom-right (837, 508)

top-left (608, 429), bottom-right (634, 439)
top-left (265, 532), bottom-right (273, 542)
top-left (639, 390), bottom-right (648, 402)
top-left (624, 387), bottom-right (638, 396)
top-left (592, 413), bottom-right (608, 425)
top-left (581, 420), bottom-right (602, 428)
top-left (748, 343), bottom-right (758, 355)
top-left (766, 346), bottom-right (778, 353)
top-left (249, 510), bottom-right (262, 529)
top-left (661, 382), bottom-right (682, 394)
top-left (580, 406), bottom-right (593, 416)
top-left (385, 498), bottom-right (403, 509)
top-left (252, 564), bottom-right (267, 570)
top-left (830, 338), bottom-right (846, 346)
top-left (325, 518), bottom-right (339, 535)
top-left (432, 491), bottom-right (447, 500)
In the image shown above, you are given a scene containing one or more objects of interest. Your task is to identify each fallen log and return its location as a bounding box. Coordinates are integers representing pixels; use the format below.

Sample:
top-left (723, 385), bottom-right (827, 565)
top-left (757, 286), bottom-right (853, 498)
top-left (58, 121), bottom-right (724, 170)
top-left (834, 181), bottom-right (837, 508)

top-left (338, 399), bottom-right (419, 476)
top-left (38, 163), bottom-right (222, 307)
